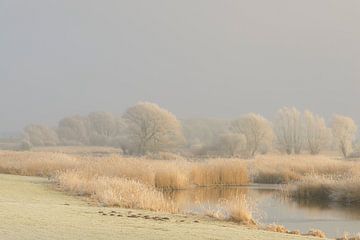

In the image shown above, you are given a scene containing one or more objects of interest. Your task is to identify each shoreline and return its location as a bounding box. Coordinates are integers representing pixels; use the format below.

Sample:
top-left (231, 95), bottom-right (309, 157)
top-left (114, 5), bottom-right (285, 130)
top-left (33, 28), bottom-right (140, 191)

top-left (0, 174), bottom-right (324, 240)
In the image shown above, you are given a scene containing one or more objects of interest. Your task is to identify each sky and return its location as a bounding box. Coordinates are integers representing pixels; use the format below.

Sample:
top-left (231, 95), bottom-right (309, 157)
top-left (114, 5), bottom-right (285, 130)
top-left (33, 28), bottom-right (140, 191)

top-left (1, 0), bottom-right (359, 133)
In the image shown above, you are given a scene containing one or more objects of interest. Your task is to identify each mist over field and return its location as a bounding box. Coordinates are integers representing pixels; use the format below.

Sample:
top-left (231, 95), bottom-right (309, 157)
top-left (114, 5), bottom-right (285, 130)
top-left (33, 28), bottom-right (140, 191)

top-left (1, 0), bottom-right (360, 134)
top-left (1, 1), bottom-right (360, 239)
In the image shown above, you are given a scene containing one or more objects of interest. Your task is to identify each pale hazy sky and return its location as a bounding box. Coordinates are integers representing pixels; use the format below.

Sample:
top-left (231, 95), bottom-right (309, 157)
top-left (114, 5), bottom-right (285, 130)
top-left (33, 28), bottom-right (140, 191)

top-left (1, 0), bottom-right (359, 133)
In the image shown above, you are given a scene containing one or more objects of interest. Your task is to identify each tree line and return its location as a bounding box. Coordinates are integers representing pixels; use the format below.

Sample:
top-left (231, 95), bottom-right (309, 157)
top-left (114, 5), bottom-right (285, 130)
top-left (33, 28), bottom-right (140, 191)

top-left (22, 102), bottom-right (359, 158)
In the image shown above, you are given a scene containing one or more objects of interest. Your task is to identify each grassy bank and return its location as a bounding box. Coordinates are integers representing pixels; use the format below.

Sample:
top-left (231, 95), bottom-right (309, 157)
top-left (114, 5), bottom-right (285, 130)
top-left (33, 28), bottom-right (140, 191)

top-left (0, 150), bottom-right (359, 226)
top-left (0, 151), bottom-right (251, 223)
top-left (0, 174), bottom-right (325, 240)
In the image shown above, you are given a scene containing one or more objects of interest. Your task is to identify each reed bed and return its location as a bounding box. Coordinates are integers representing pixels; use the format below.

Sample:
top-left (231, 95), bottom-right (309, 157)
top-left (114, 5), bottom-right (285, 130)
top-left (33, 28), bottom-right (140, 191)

top-left (191, 159), bottom-right (249, 186)
top-left (251, 155), bottom-right (355, 184)
top-left (287, 174), bottom-right (360, 205)
top-left (336, 233), bottom-right (360, 240)
top-left (0, 151), bottom-right (250, 189)
top-left (0, 151), bottom-right (79, 176)
top-left (0, 151), bottom-right (254, 224)
top-left (3, 150), bottom-right (359, 228)
top-left (56, 170), bottom-right (177, 212)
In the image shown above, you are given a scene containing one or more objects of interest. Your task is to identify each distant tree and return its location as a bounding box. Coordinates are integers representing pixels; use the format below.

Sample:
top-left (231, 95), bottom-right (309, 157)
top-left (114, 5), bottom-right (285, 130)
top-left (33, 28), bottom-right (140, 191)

top-left (23, 124), bottom-right (59, 146)
top-left (274, 107), bottom-right (303, 154)
top-left (181, 118), bottom-right (229, 155)
top-left (87, 112), bottom-right (125, 146)
top-left (230, 113), bottom-right (273, 157)
top-left (331, 115), bottom-right (358, 158)
top-left (123, 102), bottom-right (184, 154)
top-left (57, 116), bottom-right (89, 145)
top-left (304, 110), bottom-right (331, 155)
top-left (217, 133), bottom-right (246, 157)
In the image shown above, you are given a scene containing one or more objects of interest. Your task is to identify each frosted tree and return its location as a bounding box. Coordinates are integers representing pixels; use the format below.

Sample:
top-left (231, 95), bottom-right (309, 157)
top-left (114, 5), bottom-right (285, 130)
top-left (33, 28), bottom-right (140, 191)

top-left (57, 116), bottom-right (89, 145)
top-left (123, 102), bottom-right (184, 154)
top-left (87, 112), bottom-right (125, 146)
top-left (331, 115), bottom-right (358, 157)
top-left (230, 113), bottom-right (273, 157)
top-left (274, 107), bottom-right (303, 154)
top-left (23, 124), bottom-right (59, 146)
top-left (304, 110), bottom-right (330, 155)
top-left (218, 133), bottom-right (246, 157)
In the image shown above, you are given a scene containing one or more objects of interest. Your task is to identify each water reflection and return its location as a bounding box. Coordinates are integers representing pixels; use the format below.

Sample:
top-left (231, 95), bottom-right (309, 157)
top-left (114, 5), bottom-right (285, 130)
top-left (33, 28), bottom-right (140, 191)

top-left (164, 185), bottom-right (360, 238)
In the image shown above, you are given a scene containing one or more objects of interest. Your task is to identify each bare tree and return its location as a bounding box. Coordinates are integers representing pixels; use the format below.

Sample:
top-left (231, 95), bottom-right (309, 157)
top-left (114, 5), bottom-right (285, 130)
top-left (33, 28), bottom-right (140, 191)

top-left (331, 115), bottom-right (358, 158)
top-left (123, 102), bottom-right (184, 154)
top-left (181, 118), bottom-right (229, 155)
top-left (217, 133), bottom-right (246, 157)
top-left (274, 107), bottom-right (303, 154)
top-left (57, 116), bottom-right (89, 145)
top-left (23, 124), bottom-right (59, 146)
top-left (304, 110), bottom-right (330, 155)
top-left (87, 112), bottom-right (125, 146)
top-left (230, 113), bottom-right (273, 157)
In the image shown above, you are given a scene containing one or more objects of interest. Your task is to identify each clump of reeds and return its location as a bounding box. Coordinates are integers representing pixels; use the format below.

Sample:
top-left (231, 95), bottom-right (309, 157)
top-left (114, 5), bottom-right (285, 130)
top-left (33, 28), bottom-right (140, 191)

top-left (225, 195), bottom-right (255, 225)
top-left (193, 194), bottom-right (255, 225)
top-left (306, 229), bottom-right (326, 238)
top-left (265, 224), bottom-right (301, 235)
top-left (288, 230), bottom-right (301, 235)
top-left (266, 224), bottom-right (288, 233)
top-left (0, 151), bottom-right (79, 177)
top-left (287, 174), bottom-right (360, 205)
top-left (191, 159), bottom-right (249, 186)
top-left (154, 167), bottom-right (189, 190)
top-left (56, 170), bottom-right (178, 212)
top-left (74, 155), bottom-right (156, 186)
top-left (251, 155), bottom-right (355, 184)
top-left (336, 233), bottom-right (360, 240)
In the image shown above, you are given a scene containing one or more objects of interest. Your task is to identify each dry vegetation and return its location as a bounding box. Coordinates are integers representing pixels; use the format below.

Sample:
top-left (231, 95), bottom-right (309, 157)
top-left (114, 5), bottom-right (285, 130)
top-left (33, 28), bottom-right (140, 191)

top-left (56, 170), bottom-right (177, 212)
top-left (0, 151), bottom-right (252, 223)
top-left (32, 146), bottom-right (121, 156)
top-left (336, 233), bottom-right (360, 240)
top-left (1, 149), bottom-right (360, 236)
top-left (191, 159), bottom-right (249, 186)
top-left (252, 155), bottom-right (360, 206)
top-left (286, 174), bottom-right (360, 205)
top-left (265, 224), bottom-right (326, 238)
top-left (0, 151), bottom-right (79, 176)
top-left (306, 229), bottom-right (327, 238)
top-left (251, 155), bottom-right (355, 184)
top-left (190, 194), bottom-right (255, 225)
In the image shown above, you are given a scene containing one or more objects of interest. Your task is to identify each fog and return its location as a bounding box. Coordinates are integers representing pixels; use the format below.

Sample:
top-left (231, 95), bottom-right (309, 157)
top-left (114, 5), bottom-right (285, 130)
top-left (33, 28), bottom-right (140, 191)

top-left (1, 0), bottom-right (359, 134)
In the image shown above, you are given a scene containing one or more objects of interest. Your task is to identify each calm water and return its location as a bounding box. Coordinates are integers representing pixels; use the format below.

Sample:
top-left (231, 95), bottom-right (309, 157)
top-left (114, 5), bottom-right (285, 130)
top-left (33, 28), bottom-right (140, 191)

top-left (164, 185), bottom-right (360, 238)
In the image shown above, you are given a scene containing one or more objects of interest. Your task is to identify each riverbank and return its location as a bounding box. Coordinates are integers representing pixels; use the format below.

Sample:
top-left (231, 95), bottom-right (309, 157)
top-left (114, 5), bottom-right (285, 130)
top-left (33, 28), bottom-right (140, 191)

top-left (0, 174), bottom-right (322, 240)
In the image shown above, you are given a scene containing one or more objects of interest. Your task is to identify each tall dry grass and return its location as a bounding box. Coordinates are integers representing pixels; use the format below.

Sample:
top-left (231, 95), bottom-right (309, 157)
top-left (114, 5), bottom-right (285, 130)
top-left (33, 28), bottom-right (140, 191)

top-left (287, 174), bottom-right (360, 205)
top-left (251, 155), bottom-right (355, 184)
top-left (0, 151), bottom-right (79, 176)
top-left (337, 233), bottom-right (360, 240)
top-left (56, 170), bottom-right (177, 212)
top-left (192, 194), bottom-right (255, 225)
top-left (0, 150), bottom-right (255, 224)
top-left (0, 151), bottom-right (251, 189)
top-left (191, 159), bottom-right (249, 186)
top-left (154, 167), bottom-right (189, 190)
top-left (226, 195), bottom-right (255, 224)
top-left (4, 150), bottom-right (359, 227)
